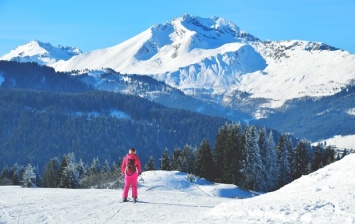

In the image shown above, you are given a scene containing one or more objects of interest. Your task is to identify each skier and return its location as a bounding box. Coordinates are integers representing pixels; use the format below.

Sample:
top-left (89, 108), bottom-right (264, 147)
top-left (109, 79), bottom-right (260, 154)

top-left (121, 147), bottom-right (142, 203)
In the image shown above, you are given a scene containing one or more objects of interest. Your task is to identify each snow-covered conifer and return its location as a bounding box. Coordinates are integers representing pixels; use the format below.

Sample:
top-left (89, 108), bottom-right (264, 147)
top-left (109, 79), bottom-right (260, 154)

top-left (277, 134), bottom-right (293, 188)
top-left (244, 127), bottom-right (264, 191)
top-left (59, 153), bottom-right (79, 188)
top-left (76, 158), bottom-right (87, 180)
top-left (102, 159), bottom-right (110, 173)
top-left (21, 164), bottom-right (36, 188)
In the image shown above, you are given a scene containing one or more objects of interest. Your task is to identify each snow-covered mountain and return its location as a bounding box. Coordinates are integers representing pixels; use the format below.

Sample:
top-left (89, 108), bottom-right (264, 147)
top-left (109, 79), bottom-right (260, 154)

top-left (0, 40), bottom-right (82, 66)
top-left (49, 14), bottom-right (354, 112)
top-left (1, 154), bottom-right (354, 223)
top-left (51, 14), bottom-right (267, 101)
top-left (1, 14), bottom-right (355, 120)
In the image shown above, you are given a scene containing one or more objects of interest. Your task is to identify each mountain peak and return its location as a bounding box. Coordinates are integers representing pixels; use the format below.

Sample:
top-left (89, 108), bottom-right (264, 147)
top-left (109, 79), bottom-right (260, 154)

top-left (177, 14), bottom-right (259, 43)
top-left (0, 40), bottom-right (82, 65)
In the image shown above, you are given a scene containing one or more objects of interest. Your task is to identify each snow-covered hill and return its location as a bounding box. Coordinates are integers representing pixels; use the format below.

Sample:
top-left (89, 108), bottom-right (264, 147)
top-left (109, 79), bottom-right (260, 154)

top-left (0, 40), bottom-right (82, 66)
top-left (1, 154), bottom-right (354, 223)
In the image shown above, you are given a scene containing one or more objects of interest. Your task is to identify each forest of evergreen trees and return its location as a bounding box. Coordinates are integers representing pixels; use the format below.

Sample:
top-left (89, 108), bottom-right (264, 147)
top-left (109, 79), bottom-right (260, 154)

top-left (0, 88), bottom-right (228, 170)
top-left (1, 123), bottom-right (345, 193)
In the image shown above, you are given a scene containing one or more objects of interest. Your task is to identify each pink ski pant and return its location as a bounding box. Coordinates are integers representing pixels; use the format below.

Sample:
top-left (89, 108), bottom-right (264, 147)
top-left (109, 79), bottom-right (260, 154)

top-left (122, 172), bottom-right (138, 198)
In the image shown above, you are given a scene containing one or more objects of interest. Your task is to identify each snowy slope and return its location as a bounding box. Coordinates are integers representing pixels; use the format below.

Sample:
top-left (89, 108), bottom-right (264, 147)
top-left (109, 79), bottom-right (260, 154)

top-left (1, 154), bottom-right (354, 223)
top-left (0, 40), bottom-right (82, 66)
top-left (210, 153), bottom-right (355, 223)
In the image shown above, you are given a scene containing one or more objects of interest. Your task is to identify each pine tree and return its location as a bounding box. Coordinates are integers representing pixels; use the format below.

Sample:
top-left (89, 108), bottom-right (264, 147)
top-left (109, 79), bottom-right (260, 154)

top-left (21, 164), bottom-right (36, 188)
top-left (194, 139), bottom-right (214, 181)
top-left (243, 127), bottom-right (264, 191)
top-left (57, 155), bottom-right (68, 186)
top-left (259, 129), bottom-right (279, 191)
top-left (58, 153), bottom-right (79, 188)
top-left (11, 163), bottom-right (24, 185)
top-left (0, 166), bottom-right (11, 185)
top-left (144, 156), bottom-right (156, 171)
top-left (102, 159), bottom-right (110, 173)
top-left (76, 158), bottom-right (87, 180)
top-left (266, 131), bottom-right (279, 191)
top-left (227, 123), bottom-right (244, 185)
top-left (116, 157), bottom-right (123, 172)
top-left (160, 148), bottom-right (170, 170)
top-left (276, 134), bottom-right (293, 188)
top-left (213, 125), bottom-right (228, 182)
top-left (292, 140), bottom-right (310, 179)
top-left (88, 157), bottom-right (100, 176)
top-left (213, 123), bottom-right (244, 185)
top-left (312, 144), bottom-right (324, 171)
top-left (110, 161), bottom-right (117, 173)
top-left (182, 144), bottom-right (195, 174)
top-left (43, 157), bottom-right (60, 188)
top-left (171, 147), bottom-right (183, 171)
top-left (258, 127), bottom-right (268, 191)
top-left (324, 146), bottom-right (336, 166)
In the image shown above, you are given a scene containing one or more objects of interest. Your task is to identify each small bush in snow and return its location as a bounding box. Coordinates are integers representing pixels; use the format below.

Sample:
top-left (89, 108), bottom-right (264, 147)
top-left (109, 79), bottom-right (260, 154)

top-left (186, 173), bottom-right (197, 182)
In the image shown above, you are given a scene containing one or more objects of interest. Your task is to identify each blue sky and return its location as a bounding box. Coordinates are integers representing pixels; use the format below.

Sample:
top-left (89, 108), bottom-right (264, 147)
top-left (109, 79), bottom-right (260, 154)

top-left (0, 0), bottom-right (354, 56)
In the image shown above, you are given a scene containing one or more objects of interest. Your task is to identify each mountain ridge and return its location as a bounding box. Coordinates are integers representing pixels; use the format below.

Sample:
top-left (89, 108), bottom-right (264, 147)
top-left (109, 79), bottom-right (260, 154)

top-left (0, 40), bottom-right (81, 66)
top-left (1, 15), bottom-right (353, 113)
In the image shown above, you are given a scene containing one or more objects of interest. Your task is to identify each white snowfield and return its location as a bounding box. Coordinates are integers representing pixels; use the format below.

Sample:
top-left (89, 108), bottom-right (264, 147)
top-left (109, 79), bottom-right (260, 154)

top-left (1, 154), bottom-right (355, 224)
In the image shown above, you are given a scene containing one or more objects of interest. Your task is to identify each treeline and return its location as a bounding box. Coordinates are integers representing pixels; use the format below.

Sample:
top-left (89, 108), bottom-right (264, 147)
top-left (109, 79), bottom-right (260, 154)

top-left (1, 123), bottom-right (347, 192)
top-left (161, 123), bottom-right (342, 192)
top-left (0, 152), bottom-right (124, 189)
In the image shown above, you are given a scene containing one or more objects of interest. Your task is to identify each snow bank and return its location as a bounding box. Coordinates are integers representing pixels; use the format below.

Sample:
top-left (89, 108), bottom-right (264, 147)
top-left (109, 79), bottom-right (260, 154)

top-left (141, 170), bottom-right (258, 198)
top-left (210, 154), bottom-right (355, 223)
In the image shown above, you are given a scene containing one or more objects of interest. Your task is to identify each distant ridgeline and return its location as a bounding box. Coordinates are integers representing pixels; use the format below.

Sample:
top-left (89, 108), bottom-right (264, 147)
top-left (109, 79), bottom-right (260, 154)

top-left (0, 61), bottom-right (92, 92)
top-left (251, 85), bottom-right (355, 141)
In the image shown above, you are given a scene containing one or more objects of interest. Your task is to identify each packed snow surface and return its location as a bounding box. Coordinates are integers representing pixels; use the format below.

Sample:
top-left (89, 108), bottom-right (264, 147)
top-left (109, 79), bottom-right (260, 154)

top-left (1, 154), bottom-right (354, 224)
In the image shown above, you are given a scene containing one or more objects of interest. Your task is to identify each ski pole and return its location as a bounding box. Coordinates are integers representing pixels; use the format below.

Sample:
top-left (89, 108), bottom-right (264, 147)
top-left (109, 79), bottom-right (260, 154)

top-left (118, 173), bottom-right (124, 180)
